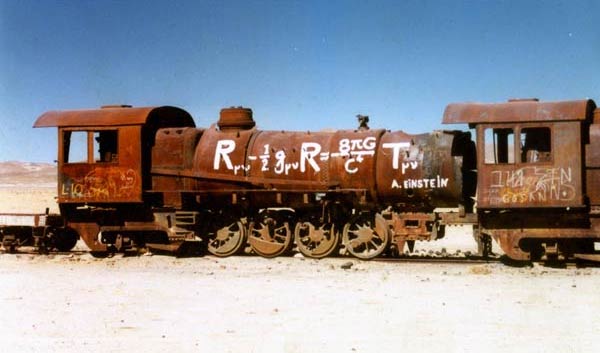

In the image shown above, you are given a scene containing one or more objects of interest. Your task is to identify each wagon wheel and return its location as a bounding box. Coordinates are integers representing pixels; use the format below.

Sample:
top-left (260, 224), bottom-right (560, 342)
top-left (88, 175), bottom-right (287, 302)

top-left (206, 219), bottom-right (246, 257)
top-left (1, 234), bottom-right (17, 253)
top-left (295, 221), bottom-right (339, 259)
top-left (248, 213), bottom-right (293, 258)
top-left (52, 228), bottom-right (79, 252)
top-left (342, 212), bottom-right (389, 260)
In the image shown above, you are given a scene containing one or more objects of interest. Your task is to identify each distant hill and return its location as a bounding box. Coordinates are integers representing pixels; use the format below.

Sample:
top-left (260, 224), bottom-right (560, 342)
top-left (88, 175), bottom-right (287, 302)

top-left (0, 161), bottom-right (56, 187)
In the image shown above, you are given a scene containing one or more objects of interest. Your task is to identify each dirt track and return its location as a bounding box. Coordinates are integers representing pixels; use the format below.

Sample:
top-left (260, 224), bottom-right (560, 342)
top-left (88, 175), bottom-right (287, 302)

top-left (1, 174), bottom-right (600, 352)
top-left (1, 253), bottom-right (600, 353)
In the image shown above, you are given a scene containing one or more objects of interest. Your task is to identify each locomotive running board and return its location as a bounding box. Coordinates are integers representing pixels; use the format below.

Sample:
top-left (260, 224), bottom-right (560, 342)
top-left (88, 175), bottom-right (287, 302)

top-left (573, 253), bottom-right (600, 262)
top-left (146, 239), bottom-right (203, 257)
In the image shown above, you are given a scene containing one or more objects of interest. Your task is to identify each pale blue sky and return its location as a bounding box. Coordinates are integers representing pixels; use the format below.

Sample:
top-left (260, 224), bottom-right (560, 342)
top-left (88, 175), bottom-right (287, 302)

top-left (1, 0), bottom-right (598, 162)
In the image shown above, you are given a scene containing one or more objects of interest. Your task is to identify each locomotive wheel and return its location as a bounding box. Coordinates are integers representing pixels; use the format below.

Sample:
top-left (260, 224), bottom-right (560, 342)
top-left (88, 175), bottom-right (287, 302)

top-left (248, 213), bottom-right (293, 258)
top-left (55, 228), bottom-right (79, 252)
top-left (342, 213), bottom-right (389, 260)
top-left (295, 221), bottom-right (339, 259)
top-left (43, 227), bottom-right (79, 252)
top-left (206, 220), bottom-right (246, 257)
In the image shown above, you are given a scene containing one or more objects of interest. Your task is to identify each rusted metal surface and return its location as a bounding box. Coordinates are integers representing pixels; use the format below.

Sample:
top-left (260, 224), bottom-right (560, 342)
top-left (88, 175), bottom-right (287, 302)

top-left (0, 213), bottom-right (78, 253)
top-left (444, 98), bottom-right (600, 262)
top-left (342, 213), bottom-right (389, 259)
top-left (295, 220), bottom-right (339, 258)
top-left (0, 213), bottom-right (46, 251)
top-left (586, 115), bottom-right (600, 206)
top-left (443, 99), bottom-right (595, 124)
top-left (37, 107), bottom-right (193, 201)
top-left (32, 104), bottom-right (469, 257)
top-left (444, 99), bottom-right (595, 209)
top-left (31, 99), bottom-right (600, 262)
top-left (34, 106), bottom-right (195, 204)
top-left (151, 127), bottom-right (203, 207)
top-left (245, 129), bottom-right (337, 190)
top-left (375, 130), bottom-right (466, 209)
top-left (34, 106), bottom-right (194, 128)
top-left (474, 121), bottom-right (585, 208)
top-left (218, 107), bottom-right (255, 130)
top-left (57, 126), bottom-right (144, 203)
top-left (391, 212), bottom-right (437, 240)
top-left (248, 211), bottom-right (294, 258)
top-left (194, 108), bottom-right (466, 209)
top-left (32, 106), bottom-right (197, 254)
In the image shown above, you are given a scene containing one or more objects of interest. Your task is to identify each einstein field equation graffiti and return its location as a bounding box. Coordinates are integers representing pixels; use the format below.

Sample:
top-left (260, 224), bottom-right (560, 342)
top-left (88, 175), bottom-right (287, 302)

top-left (213, 138), bottom-right (450, 191)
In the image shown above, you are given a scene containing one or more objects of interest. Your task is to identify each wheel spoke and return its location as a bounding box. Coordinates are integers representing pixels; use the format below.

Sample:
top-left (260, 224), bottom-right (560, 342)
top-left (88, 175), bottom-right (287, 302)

top-left (248, 212), bottom-right (293, 258)
top-left (207, 219), bottom-right (246, 257)
top-left (295, 220), bottom-right (339, 259)
top-left (342, 213), bottom-right (389, 260)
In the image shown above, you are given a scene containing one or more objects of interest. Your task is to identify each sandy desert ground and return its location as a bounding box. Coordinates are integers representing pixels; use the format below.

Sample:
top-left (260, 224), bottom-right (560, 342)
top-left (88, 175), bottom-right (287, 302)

top-left (1, 162), bottom-right (600, 353)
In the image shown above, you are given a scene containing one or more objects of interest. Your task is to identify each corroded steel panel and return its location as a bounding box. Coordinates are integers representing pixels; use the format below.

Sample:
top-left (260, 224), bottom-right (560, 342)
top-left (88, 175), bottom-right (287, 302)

top-left (375, 130), bottom-right (463, 208)
top-left (151, 127), bottom-right (203, 200)
top-left (327, 129), bottom-right (383, 194)
top-left (586, 119), bottom-right (600, 205)
top-left (476, 121), bottom-right (584, 208)
top-left (58, 126), bottom-right (143, 203)
top-left (34, 106), bottom-right (194, 128)
top-left (586, 124), bottom-right (600, 167)
top-left (443, 99), bottom-right (595, 124)
top-left (192, 124), bottom-right (256, 188)
top-left (60, 166), bottom-right (141, 201)
top-left (246, 130), bottom-right (335, 190)
top-left (587, 170), bottom-right (600, 206)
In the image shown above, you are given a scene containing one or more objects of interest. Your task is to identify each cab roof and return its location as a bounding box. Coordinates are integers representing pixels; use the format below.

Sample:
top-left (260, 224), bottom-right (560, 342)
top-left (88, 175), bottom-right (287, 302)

top-left (442, 99), bottom-right (596, 124)
top-left (34, 106), bottom-right (195, 128)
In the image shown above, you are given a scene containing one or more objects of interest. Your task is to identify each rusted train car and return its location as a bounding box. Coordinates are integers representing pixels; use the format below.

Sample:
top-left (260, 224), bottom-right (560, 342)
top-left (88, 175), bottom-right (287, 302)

top-left (28, 98), bottom-right (600, 262)
top-left (444, 99), bottom-right (600, 261)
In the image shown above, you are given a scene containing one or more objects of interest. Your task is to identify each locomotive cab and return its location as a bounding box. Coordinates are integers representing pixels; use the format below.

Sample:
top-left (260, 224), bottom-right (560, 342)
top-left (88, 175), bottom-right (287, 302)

top-left (444, 99), bottom-right (599, 261)
top-left (444, 99), bottom-right (594, 210)
top-left (34, 105), bottom-right (195, 252)
top-left (34, 105), bottom-right (195, 204)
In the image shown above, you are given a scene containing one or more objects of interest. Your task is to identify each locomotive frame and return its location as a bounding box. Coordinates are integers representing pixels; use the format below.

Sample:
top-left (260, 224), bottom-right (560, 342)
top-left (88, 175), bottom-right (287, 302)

top-left (22, 98), bottom-right (600, 262)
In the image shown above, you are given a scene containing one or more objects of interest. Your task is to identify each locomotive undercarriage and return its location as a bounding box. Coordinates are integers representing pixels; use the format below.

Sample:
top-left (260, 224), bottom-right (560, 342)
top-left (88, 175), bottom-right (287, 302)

top-left (0, 212), bottom-right (79, 254)
top-left (54, 184), bottom-right (600, 262)
top-left (198, 206), bottom-right (393, 259)
top-left (57, 192), bottom-right (600, 264)
top-left (479, 209), bottom-right (600, 262)
top-left (59, 186), bottom-right (460, 259)
top-left (179, 189), bottom-right (457, 260)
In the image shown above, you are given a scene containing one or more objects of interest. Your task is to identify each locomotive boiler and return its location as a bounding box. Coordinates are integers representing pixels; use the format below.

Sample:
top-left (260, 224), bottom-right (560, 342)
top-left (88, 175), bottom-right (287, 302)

top-left (31, 98), bottom-right (600, 262)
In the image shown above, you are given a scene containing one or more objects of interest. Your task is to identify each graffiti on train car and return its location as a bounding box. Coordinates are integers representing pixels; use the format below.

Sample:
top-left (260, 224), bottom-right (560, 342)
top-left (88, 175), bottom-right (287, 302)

top-left (214, 138), bottom-right (451, 190)
top-left (214, 137), bottom-right (379, 175)
top-left (489, 166), bottom-right (575, 204)
top-left (391, 176), bottom-right (449, 190)
top-left (60, 168), bottom-right (139, 199)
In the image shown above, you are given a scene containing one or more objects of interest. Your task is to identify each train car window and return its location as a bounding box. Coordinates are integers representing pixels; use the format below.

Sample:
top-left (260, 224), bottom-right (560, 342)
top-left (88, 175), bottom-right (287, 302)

top-left (484, 128), bottom-right (514, 164)
top-left (64, 131), bottom-right (88, 163)
top-left (94, 131), bottom-right (118, 163)
top-left (520, 127), bottom-right (551, 163)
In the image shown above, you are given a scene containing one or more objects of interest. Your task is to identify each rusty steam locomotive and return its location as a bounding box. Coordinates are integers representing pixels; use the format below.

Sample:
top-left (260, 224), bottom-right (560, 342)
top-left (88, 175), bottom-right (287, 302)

top-left (17, 98), bottom-right (600, 262)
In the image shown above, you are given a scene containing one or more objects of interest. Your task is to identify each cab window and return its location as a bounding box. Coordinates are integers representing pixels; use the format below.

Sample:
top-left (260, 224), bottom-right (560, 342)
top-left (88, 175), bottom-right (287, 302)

top-left (484, 127), bottom-right (514, 164)
top-left (94, 131), bottom-right (118, 163)
top-left (520, 127), bottom-right (551, 163)
top-left (63, 130), bottom-right (118, 164)
top-left (63, 131), bottom-right (88, 163)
